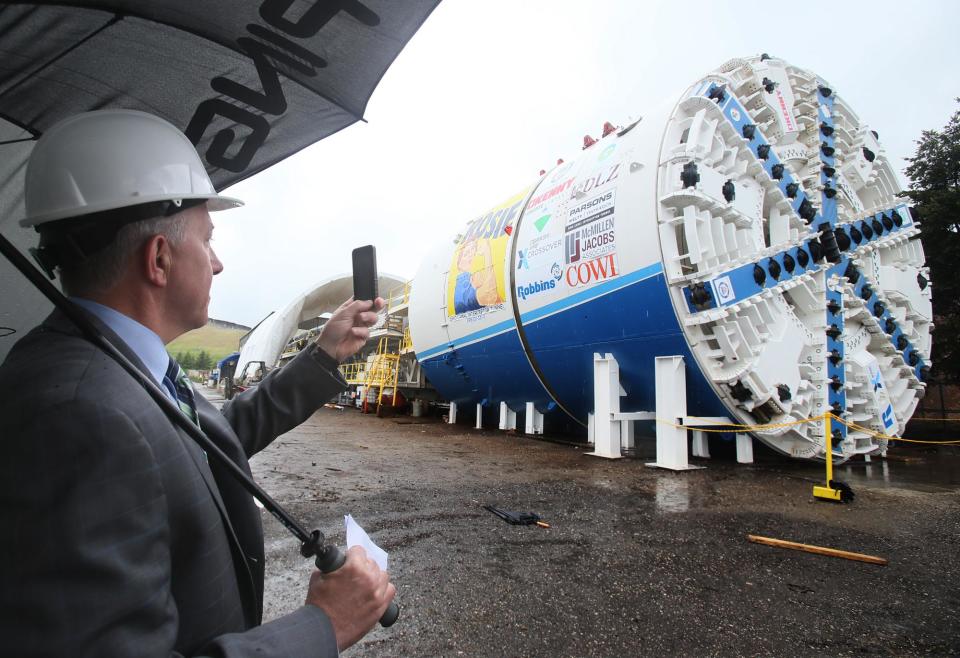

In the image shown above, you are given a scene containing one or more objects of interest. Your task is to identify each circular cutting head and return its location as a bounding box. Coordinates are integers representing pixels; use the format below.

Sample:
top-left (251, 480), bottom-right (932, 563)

top-left (657, 55), bottom-right (932, 460)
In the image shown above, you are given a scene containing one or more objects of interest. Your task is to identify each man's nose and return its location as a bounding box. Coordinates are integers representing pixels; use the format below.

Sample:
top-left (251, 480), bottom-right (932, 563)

top-left (211, 248), bottom-right (224, 275)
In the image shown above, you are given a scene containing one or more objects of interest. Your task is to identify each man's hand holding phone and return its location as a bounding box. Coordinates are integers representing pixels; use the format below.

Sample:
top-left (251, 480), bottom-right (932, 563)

top-left (315, 246), bottom-right (383, 362)
top-left (316, 296), bottom-right (384, 363)
top-left (352, 245), bottom-right (378, 302)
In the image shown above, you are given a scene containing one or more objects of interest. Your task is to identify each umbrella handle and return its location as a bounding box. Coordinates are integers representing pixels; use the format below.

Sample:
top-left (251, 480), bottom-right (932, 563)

top-left (314, 543), bottom-right (400, 627)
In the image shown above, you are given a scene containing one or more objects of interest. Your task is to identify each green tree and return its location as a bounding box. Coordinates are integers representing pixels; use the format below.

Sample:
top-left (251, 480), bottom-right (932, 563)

top-left (196, 350), bottom-right (212, 370)
top-left (902, 100), bottom-right (960, 381)
top-left (180, 351), bottom-right (196, 370)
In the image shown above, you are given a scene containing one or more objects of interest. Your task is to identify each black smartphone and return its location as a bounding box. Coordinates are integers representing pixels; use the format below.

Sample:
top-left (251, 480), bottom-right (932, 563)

top-left (352, 245), bottom-right (378, 301)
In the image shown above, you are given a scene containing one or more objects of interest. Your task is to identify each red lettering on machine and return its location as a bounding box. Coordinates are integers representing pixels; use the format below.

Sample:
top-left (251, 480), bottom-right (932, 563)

top-left (565, 254), bottom-right (619, 287)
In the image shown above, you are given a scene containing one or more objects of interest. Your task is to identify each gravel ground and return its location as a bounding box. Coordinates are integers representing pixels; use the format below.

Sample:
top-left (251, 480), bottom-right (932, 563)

top-left (207, 391), bottom-right (959, 657)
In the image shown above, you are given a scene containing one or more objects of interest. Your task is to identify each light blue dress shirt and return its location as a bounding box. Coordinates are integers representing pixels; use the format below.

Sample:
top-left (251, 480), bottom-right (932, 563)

top-left (70, 297), bottom-right (179, 403)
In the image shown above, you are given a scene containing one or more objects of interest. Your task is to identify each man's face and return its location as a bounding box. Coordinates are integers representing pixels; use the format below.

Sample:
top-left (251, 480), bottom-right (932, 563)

top-left (168, 205), bottom-right (223, 334)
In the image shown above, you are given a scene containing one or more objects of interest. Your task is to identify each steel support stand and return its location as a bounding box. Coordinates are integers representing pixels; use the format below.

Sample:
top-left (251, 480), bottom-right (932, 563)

top-left (588, 353), bottom-right (622, 458)
top-left (646, 355), bottom-right (702, 471)
top-left (475, 403), bottom-right (483, 429)
top-left (691, 431), bottom-right (710, 458)
top-left (499, 402), bottom-right (517, 430)
top-left (525, 402), bottom-right (544, 435)
top-left (448, 401), bottom-right (457, 424)
top-left (736, 433), bottom-right (754, 464)
top-left (621, 417), bottom-right (635, 451)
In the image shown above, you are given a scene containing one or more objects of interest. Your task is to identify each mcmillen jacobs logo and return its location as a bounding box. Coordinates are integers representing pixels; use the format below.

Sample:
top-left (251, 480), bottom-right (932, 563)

top-left (517, 279), bottom-right (556, 300)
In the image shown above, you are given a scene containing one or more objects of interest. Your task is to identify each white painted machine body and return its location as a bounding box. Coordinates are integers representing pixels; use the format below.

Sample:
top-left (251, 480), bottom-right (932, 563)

top-left (409, 55), bottom-right (932, 461)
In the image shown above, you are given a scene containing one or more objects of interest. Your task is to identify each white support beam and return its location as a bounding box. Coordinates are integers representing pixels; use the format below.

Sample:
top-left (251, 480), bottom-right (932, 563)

top-left (646, 356), bottom-right (703, 471)
top-left (588, 353), bottom-right (622, 458)
top-left (475, 403), bottom-right (483, 429)
top-left (691, 431), bottom-right (710, 458)
top-left (621, 417), bottom-right (635, 450)
top-left (499, 402), bottom-right (517, 431)
top-left (683, 417), bottom-right (734, 460)
top-left (736, 433), bottom-right (754, 464)
top-left (447, 401), bottom-right (457, 424)
top-left (525, 402), bottom-right (544, 435)
top-left (613, 411), bottom-right (656, 421)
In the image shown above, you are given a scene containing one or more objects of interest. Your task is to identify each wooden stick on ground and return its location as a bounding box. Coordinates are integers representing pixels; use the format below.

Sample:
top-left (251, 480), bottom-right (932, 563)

top-left (747, 534), bottom-right (888, 566)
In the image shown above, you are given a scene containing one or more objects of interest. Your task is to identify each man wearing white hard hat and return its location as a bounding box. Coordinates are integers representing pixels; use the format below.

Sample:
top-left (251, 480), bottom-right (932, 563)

top-left (0, 110), bottom-right (392, 656)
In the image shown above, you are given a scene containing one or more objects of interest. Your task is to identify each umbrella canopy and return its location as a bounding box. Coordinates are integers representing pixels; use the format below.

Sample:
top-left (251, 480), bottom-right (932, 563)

top-left (0, 0), bottom-right (440, 359)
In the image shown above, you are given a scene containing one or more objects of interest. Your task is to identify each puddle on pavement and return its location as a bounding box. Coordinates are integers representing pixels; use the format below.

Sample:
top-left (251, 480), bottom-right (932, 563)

top-left (762, 447), bottom-right (960, 494)
top-left (829, 449), bottom-right (960, 493)
top-left (654, 477), bottom-right (691, 513)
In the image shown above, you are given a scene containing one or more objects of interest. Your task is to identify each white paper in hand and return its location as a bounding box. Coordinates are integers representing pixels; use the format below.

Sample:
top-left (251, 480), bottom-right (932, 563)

top-left (344, 514), bottom-right (388, 571)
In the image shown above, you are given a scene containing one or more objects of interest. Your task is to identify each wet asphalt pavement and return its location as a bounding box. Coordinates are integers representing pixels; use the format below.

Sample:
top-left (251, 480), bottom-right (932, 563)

top-left (205, 390), bottom-right (960, 657)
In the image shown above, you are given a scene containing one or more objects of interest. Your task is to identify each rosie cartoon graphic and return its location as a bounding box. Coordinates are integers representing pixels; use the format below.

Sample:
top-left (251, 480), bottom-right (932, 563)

top-left (452, 237), bottom-right (502, 314)
top-left (447, 189), bottom-right (529, 318)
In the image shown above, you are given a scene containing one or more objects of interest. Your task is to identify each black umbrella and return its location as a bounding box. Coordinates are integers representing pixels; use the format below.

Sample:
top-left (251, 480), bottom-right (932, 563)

top-left (0, 0), bottom-right (441, 352)
top-left (0, 0), bottom-right (442, 627)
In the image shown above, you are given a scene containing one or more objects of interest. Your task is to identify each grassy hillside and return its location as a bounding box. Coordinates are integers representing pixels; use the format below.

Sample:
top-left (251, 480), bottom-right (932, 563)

top-left (166, 321), bottom-right (247, 365)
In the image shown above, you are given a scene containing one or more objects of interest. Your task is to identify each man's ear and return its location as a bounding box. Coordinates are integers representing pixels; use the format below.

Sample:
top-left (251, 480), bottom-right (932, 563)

top-left (143, 234), bottom-right (172, 287)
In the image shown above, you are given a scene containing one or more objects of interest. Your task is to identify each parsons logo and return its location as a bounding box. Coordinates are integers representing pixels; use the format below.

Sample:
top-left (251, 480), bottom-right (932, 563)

top-left (517, 279), bottom-right (556, 300)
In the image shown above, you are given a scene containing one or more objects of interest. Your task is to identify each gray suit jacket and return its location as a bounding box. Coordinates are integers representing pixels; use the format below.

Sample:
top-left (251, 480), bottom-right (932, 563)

top-left (0, 309), bottom-right (346, 657)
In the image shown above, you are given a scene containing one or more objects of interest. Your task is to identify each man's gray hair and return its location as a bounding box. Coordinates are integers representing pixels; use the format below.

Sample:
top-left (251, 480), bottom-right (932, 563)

top-left (58, 212), bottom-right (189, 297)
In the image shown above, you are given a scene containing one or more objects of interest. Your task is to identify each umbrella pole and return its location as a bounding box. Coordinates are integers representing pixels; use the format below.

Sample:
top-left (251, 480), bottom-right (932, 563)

top-left (0, 233), bottom-right (399, 626)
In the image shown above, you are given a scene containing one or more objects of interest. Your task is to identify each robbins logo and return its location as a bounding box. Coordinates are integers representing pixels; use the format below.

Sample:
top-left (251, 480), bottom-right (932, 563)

top-left (517, 279), bottom-right (556, 300)
top-left (551, 262), bottom-right (562, 280)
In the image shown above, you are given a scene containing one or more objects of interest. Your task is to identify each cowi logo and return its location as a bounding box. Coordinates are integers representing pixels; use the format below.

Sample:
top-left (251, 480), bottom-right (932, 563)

top-left (517, 279), bottom-right (557, 300)
top-left (565, 254), bottom-right (619, 287)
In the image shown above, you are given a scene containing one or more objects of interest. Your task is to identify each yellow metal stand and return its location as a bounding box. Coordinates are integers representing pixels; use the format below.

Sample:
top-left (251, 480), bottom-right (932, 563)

top-left (365, 336), bottom-right (401, 408)
top-left (813, 414), bottom-right (843, 501)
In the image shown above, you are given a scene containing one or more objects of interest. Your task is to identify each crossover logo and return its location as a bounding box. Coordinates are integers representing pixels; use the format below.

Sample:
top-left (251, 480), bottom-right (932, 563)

top-left (516, 279), bottom-right (557, 300)
top-left (517, 250), bottom-right (530, 270)
top-left (565, 254), bottom-right (619, 288)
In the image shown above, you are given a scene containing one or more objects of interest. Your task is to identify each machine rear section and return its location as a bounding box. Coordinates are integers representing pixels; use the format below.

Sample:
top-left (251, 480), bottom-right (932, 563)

top-left (409, 55), bottom-right (932, 462)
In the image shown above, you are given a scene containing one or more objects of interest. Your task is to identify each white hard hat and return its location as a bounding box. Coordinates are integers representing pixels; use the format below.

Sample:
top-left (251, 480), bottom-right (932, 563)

top-left (20, 109), bottom-right (242, 227)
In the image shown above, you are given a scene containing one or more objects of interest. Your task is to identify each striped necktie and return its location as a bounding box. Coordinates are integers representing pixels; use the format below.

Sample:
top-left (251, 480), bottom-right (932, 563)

top-left (165, 357), bottom-right (201, 429)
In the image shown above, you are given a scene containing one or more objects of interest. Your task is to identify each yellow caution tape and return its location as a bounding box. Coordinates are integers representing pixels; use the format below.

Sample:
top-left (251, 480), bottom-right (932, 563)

top-left (649, 412), bottom-right (960, 445)
top-left (827, 413), bottom-right (960, 445)
top-left (656, 413), bottom-right (825, 434)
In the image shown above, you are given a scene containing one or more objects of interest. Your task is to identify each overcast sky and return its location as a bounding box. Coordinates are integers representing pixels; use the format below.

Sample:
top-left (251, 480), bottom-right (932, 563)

top-left (208, 0), bottom-right (960, 327)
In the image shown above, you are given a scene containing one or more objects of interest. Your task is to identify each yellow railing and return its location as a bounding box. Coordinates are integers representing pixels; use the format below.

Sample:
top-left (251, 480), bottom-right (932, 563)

top-left (339, 362), bottom-right (367, 384)
top-left (341, 331), bottom-right (411, 407)
top-left (386, 280), bottom-right (411, 313)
